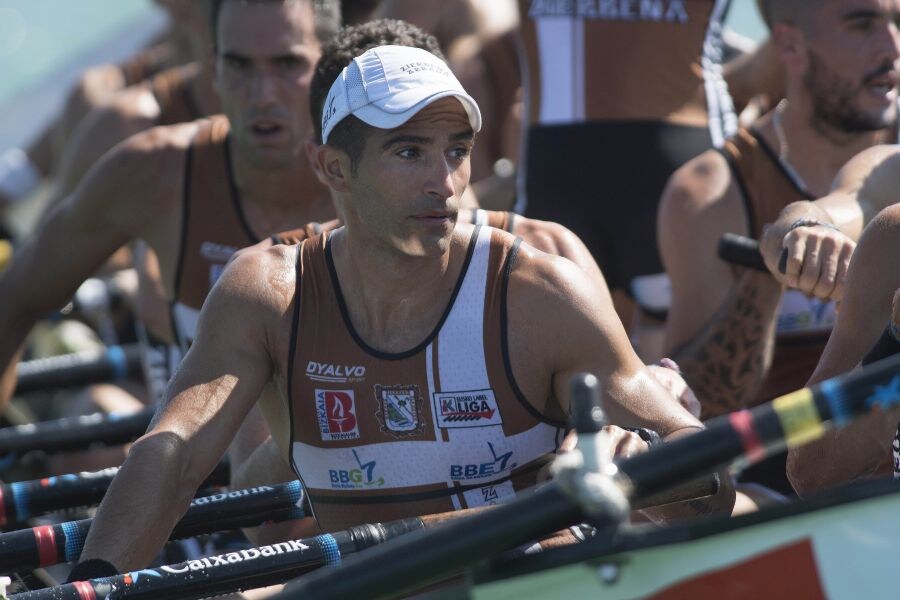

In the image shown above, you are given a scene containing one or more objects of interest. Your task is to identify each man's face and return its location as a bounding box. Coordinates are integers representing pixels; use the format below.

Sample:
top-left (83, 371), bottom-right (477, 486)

top-left (344, 98), bottom-right (475, 257)
top-left (802, 0), bottom-right (900, 133)
top-left (215, 0), bottom-right (321, 169)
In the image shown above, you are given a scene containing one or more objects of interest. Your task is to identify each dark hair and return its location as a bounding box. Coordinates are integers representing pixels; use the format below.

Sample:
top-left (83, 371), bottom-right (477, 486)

top-left (211, 0), bottom-right (342, 49)
top-left (757, 0), bottom-right (814, 32)
top-left (309, 19), bottom-right (445, 168)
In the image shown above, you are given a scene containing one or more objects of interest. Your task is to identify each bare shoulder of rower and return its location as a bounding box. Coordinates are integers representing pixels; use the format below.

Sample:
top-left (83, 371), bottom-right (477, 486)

top-left (658, 148), bottom-right (749, 353)
top-left (503, 238), bottom-right (636, 415)
top-left (212, 242), bottom-right (299, 369)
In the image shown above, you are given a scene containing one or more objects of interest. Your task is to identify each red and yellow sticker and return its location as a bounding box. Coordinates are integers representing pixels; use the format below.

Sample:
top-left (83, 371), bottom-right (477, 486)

top-left (772, 389), bottom-right (825, 447)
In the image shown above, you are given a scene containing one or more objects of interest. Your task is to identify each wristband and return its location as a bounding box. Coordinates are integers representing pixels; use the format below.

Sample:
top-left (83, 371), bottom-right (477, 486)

top-left (787, 218), bottom-right (840, 233)
top-left (0, 148), bottom-right (41, 202)
top-left (66, 558), bottom-right (119, 582)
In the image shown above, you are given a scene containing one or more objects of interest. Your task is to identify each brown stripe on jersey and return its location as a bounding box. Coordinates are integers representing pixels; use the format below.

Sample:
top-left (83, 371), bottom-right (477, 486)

top-left (273, 219), bottom-right (341, 246)
top-left (172, 116), bottom-right (258, 311)
top-left (149, 63), bottom-right (203, 126)
top-left (519, 0), bottom-right (717, 126)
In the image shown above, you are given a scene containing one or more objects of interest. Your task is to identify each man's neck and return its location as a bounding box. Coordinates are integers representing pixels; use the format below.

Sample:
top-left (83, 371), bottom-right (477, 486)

top-left (758, 94), bottom-right (893, 197)
top-left (229, 140), bottom-right (332, 234)
top-left (329, 225), bottom-right (465, 354)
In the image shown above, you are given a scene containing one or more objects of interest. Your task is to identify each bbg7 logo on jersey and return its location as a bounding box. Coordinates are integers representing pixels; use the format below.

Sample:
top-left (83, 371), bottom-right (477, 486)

top-left (450, 442), bottom-right (516, 481)
top-left (434, 389), bottom-right (502, 428)
top-left (316, 389), bottom-right (360, 441)
top-left (329, 449), bottom-right (385, 489)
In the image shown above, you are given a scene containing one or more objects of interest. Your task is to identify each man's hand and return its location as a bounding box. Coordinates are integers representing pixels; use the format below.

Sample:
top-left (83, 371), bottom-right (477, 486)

top-left (647, 358), bottom-right (701, 418)
top-left (760, 219), bottom-right (855, 301)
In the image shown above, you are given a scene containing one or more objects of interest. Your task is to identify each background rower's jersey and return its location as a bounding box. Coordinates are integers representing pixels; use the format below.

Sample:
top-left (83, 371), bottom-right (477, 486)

top-left (720, 127), bottom-right (838, 402)
top-left (170, 115), bottom-right (259, 352)
top-left (287, 227), bottom-right (565, 532)
top-left (518, 0), bottom-right (736, 145)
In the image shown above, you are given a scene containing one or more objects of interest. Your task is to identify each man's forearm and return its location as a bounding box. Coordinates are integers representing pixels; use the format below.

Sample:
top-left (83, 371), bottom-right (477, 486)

top-left (78, 431), bottom-right (200, 570)
top-left (673, 271), bottom-right (782, 418)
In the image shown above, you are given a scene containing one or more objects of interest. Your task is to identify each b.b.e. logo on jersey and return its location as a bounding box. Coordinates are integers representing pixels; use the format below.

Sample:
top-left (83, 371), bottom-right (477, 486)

top-left (434, 389), bottom-right (502, 428)
top-left (316, 389), bottom-right (360, 441)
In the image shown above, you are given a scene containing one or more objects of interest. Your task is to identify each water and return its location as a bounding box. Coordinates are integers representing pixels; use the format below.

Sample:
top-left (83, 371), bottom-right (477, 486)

top-left (0, 0), bottom-right (161, 107)
top-left (726, 0), bottom-right (768, 44)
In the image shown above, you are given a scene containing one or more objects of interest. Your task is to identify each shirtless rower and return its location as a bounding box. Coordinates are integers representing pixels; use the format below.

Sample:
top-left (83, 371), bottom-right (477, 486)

top-left (756, 146), bottom-right (900, 493)
top-left (69, 42), bottom-right (732, 578)
top-left (659, 0), bottom-right (899, 493)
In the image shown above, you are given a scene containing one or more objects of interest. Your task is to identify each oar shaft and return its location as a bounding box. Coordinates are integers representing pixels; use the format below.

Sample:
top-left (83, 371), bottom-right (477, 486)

top-left (14, 518), bottom-right (425, 599)
top-left (15, 345), bottom-right (142, 395)
top-left (0, 408), bottom-right (153, 457)
top-left (0, 480), bottom-right (305, 573)
top-left (0, 462), bottom-right (230, 527)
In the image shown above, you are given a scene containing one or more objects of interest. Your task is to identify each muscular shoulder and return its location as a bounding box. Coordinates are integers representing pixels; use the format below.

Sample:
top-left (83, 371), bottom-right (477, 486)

top-left (215, 243), bottom-right (298, 315)
top-left (660, 149), bottom-right (740, 223)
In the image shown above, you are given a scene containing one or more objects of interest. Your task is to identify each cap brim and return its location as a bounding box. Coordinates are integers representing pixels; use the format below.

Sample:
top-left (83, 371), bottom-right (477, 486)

top-left (354, 90), bottom-right (482, 134)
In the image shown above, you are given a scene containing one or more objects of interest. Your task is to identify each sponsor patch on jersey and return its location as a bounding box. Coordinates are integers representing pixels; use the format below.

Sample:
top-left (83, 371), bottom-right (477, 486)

top-left (315, 389), bottom-right (360, 441)
top-left (328, 449), bottom-right (386, 489)
top-left (450, 442), bottom-right (517, 481)
top-left (306, 360), bottom-right (367, 383)
top-left (434, 389), bottom-right (502, 428)
top-left (375, 384), bottom-right (425, 437)
top-left (528, 0), bottom-right (690, 23)
top-left (462, 480), bottom-right (516, 508)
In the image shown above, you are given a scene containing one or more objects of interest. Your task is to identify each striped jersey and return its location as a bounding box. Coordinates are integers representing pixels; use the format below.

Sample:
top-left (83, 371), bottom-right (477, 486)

top-left (287, 226), bottom-right (565, 532)
top-left (518, 0), bottom-right (737, 146)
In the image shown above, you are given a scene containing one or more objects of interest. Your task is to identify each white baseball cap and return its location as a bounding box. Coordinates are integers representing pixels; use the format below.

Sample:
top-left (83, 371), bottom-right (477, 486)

top-left (321, 45), bottom-right (482, 144)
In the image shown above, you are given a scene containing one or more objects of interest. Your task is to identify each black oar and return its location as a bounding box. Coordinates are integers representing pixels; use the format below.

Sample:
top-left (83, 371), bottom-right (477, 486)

top-left (0, 408), bottom-right (153, 458)
top-left (13, 517), bottom-right (430, 599)
top-left (14, 345), bottom-right (142, 395)
top-left (0, 480), bottom-right (306, 573)
top-left (279, 354), bottom-right (900, 599)
top-left (718, 233), bottom-right (789, 274)
top-left (0, 462), bottom-right (230, 528)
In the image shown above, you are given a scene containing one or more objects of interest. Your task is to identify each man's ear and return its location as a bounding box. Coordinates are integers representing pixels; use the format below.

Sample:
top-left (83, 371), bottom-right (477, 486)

top-left (305, 139), bottom-right (329, 186)
top-left (312, 143), bottom-right (352, 193)
top-left (771, 22), bottom-right (808, 75)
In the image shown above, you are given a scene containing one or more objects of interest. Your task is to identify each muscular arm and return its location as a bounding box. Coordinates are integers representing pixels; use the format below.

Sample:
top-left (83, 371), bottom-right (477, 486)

top-left (48, 85), bottom-right (160, 206)
top-left (723, 38), bottom-right (784, 113)
top-left (508, 245), bottom-right (735, 518)
top-left (760, 145), bottom-right (900, 289)
top-left (787, 205), bottom-right (900, 495)
top-left (78, 248), bottom-right (288, 569)
top-left (0, 127), bottom-right (185, 408)
top-left (660, 151), bottom-right (782, 418)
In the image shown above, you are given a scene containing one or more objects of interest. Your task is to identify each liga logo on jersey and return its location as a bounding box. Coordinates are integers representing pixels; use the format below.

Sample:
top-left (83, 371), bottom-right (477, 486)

top-left (315, 389), bottom-right (360, 441)
top-left (375, 384), bottom-right (424, 437)
top-left (433, 389), bottom-right (502, 428)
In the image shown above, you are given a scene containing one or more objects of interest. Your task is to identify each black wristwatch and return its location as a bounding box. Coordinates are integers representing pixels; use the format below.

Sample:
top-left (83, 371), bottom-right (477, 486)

top-left (625, 427), bottom-right (662, 447)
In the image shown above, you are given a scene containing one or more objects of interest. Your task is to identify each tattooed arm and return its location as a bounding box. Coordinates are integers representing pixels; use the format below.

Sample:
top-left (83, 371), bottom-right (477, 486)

top-left (659, 150), bottom-right (784, 419)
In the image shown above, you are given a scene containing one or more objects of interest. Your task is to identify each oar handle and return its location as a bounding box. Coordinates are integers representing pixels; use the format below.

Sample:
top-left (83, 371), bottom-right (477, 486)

top-left (0, 407), bottom-right (153, 457)
top-left (718, 233), bottom-right (788, 274)
top-left (13, 517), bottom-right (425, 599)
top-left (0, 461), bottom-right (231, 528)
top-left (0, 480), bottom-right (306, 573)
top-left (14, 344), bottom-right (142, 395)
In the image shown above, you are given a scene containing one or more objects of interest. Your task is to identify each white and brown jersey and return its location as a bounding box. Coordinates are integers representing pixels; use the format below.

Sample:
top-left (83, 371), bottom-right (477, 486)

top-left (518, 0), bottom-right (736, 145)
top-left (169, 115), bottom-right (260, 352)
top-left (287, 226), bottom-right (566, 532)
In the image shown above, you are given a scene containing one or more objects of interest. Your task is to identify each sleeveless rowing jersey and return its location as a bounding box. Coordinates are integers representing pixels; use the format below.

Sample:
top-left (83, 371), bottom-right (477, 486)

top-left (287, 226), bottom-right (565, 532)
top-left (170, 115), bottom-right (260, 350)
top-left (518, 0), bottom-right (736, 145)
top-left (720, 127), bottom-right (838, 402)
top-left (148, 63), bottom-right (203, 126)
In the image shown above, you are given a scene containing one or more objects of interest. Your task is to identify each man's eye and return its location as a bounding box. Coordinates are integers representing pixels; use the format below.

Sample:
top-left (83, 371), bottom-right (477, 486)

top-left (398, 148), bottom-right (420, 159)
top-left (224, 56), bottom-right (249, 70)
top-left (449, 146), bottom-right (471, 160)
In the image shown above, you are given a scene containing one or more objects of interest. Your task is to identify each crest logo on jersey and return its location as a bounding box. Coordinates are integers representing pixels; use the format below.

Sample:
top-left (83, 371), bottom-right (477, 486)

top-left (375, 384), bottom-right (425, 437)
top-left (434, 389), bottom-right (502, 428)
top-left (316, 389), bottom-right (360, 441)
